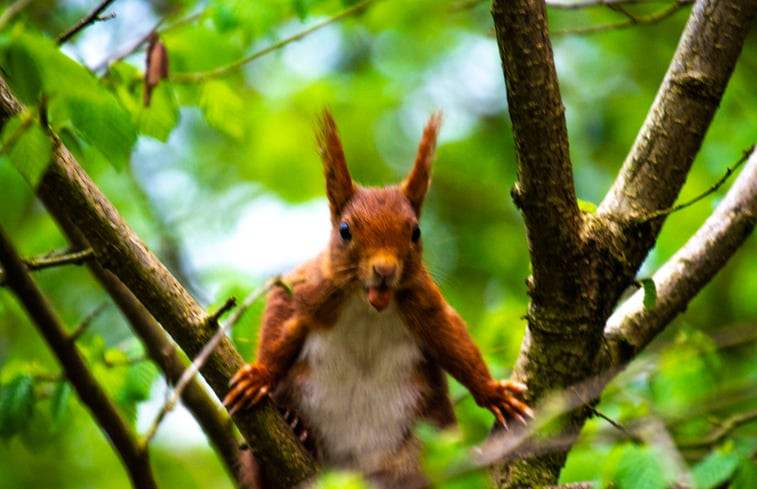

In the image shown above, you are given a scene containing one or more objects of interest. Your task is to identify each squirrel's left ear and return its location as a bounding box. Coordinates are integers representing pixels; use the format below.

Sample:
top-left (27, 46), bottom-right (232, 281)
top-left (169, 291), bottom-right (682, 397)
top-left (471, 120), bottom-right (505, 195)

top-left (403, 112), bottom-right (441, 217)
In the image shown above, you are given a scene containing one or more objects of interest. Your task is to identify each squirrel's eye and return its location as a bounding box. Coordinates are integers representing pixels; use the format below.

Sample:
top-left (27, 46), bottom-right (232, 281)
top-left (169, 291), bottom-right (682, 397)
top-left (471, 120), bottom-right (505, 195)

top-left (339, 221), bottom-right (352, 241)
top-left (411, 224), bottom-right (421, 243)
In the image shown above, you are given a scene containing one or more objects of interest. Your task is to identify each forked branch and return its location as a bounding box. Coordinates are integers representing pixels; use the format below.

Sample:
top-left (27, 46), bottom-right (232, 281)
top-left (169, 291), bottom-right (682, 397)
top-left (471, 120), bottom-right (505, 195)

top-left (604, 147), bottom-right (757, 364)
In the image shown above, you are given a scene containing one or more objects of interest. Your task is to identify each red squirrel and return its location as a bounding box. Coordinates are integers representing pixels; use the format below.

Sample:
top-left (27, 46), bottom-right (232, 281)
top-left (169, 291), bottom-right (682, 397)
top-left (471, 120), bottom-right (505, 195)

top-left (224, 110), bottom-right (531, 488)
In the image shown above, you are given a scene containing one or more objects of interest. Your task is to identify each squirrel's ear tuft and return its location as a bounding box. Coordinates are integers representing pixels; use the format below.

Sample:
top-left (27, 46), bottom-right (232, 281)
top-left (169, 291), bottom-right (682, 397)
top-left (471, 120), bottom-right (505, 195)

top-left (317, 109), bottom-right (355, 221)
top-left (403, 112), bottom-right (441, 216)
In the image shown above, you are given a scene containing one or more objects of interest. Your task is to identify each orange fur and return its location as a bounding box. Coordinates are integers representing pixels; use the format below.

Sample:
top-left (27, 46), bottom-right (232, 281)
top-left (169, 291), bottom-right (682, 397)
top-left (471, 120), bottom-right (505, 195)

top-left (224, 110), bottom-right (531, 488)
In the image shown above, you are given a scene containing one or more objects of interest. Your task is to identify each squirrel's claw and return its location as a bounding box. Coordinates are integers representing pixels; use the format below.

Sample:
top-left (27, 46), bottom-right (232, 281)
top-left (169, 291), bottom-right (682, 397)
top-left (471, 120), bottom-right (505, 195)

top-left (485, 378), bottom-right (533, 428)
top-left (223, 363), bottom-right (272, 415)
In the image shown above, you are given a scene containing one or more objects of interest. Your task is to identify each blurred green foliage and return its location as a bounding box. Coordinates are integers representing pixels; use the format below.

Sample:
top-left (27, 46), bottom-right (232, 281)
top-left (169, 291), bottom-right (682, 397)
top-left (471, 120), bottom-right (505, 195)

top-left (0, 0), bottom-right (755, 487)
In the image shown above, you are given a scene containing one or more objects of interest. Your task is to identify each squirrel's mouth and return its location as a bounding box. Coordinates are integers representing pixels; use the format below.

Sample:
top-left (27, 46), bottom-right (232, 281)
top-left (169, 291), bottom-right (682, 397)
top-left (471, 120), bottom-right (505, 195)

top-left (366, 284), bottom-right (392, 311)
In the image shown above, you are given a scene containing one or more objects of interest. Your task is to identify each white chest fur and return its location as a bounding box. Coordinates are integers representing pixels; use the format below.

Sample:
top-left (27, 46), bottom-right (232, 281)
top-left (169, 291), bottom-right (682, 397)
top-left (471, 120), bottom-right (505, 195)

top-left (295, 293), bottom-right (423, 469)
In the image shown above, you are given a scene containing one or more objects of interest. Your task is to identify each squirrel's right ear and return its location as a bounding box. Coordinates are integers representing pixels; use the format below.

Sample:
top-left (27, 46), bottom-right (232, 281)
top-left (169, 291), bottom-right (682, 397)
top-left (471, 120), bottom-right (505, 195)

top-left (317, 109), bottom-right (355, 221)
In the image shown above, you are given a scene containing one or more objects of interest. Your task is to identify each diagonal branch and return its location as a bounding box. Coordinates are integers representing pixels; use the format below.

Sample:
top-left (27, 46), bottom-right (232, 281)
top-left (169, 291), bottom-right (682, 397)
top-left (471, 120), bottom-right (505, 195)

top-left (0, 226), bottom-right (158, 489)
top-left (0, 75), bottom-right (316, 488)
top-left (48, 213), bottom-right (249, 486)
top-left (56, 0), bottom-right (117, 45)
top-left (598, 0), bottom-right (756, 263)
top-left (491, 0), bottom-right (582, 313)
top-left (171, 0), bottom-right (377, 83)
top-left (604, 147), bottom-right (757, 364)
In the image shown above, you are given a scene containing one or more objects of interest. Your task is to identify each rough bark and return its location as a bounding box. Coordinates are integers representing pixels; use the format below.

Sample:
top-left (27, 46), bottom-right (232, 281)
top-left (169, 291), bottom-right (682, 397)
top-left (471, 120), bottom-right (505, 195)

top-left (49, 213), bottom-right (247, 486)
top-left (490, 0), bottom-right (756, 487)
top-left (604, 148), bottom-right (757, 365)
top-left (0, 76), bottom-right (317, 488)
top-left (0, 227), bottom-right (158, 489)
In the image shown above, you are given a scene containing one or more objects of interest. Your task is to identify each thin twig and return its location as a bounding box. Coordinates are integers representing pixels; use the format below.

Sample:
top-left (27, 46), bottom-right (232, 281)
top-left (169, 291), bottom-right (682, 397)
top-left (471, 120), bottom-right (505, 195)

top-left (1, 248), bottom-right (95, 286)
top-left (209, 296), bottom-right (238, 324)
top-left (586, 405), bottom-right (643, 443)
top-left (0, 226), bottom-right (158, 489)
top-left (69, 302), bottom-right (108, 342)
top-left (90, 10), bottom-right (180, 72)
top-left (553, 2), bottom-right (688, 36)
top-left (56, 0), bottom-right (118, 45)
top-left (0, 0), bottom-right (33, 31)
top-left (142, 276), bottom-right (282, 444)
top-left (637, 144), bottom-right (755, 224)
top-left (678, 408), bottom-right (757, 450)
top-left (25, 248), bottom-right (95, 271)
top-left (549, 0), bottom-right (691, 9)
top-left (172, 0), bottom-right (378, 83)
top-left (451, 0), bottom-right (690, 12)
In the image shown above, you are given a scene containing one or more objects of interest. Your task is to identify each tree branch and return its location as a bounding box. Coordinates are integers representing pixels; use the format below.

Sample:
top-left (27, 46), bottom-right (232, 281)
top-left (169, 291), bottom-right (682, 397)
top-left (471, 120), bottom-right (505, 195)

top-left (47, 214), bottom-right (250, 487)
top-left (598, 0), bottom-right (756, 268)
top-left (0, 226), bottom-right (158, 489)
top-left (144, 278), bottom-right (277, 445)
top-left (552, 1), bottom-right (689, 36)
top-left (491, 0), bottom-right (582, 314)
top-left (677, 408), bottom-right (757, 450)
top-left (0, 248), bottom-right (94, 285)
top-left (0, 75), bottom-right (316, 487)
top-left (171, 0), bottom-right (377, 83)
top-left (56, 0), bottom-right (117, 45)
top-left (604, 147), bottom-right (757, 364)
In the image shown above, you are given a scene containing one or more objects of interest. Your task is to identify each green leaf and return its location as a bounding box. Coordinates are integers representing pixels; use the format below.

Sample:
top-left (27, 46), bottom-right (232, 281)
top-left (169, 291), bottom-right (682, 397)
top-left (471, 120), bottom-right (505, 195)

top-left (116, 362), bottom-right (158, 426)
top-left (103, 348), bottom-right (129, 367)
top-left (0, 114), bottom-right (52, 188)
top-left (731, 454), bottom-right (757, 489)
top-left (0, 32), bottom-right (137, 170)
top-left (640, 278), bottom-right (657, 309)
top-left (58, 91), bottom-right (136, 170)
top-left (314, 470), bottom-right (370, 489)
top-left (0, 374), bottom-right (36, 439)
top-left (50, 381), bottom-right (71, 424)
top-left (692, 444), bottom-right (740, 489)
top-left (138, 83), bottom-right (180, 142)
top-left (609, 444), bottom-right (672, 489)
top-left (200, 80), bottom-right (246, 139)
top-left (578, 198), bottom-right (597, 213)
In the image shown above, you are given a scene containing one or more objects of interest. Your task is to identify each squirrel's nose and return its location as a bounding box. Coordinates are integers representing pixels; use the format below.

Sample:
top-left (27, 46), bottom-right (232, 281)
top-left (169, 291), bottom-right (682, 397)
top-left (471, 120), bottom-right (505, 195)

top-left (372, 261), bottom-right (398, 282)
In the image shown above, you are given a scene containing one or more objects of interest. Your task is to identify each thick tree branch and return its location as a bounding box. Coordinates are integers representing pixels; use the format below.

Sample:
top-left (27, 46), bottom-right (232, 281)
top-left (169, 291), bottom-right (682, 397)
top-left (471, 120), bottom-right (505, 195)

top-left (491, 0), bottom-right (582, 315)
top-left (0, 75), bottom-right (316, 488)
top-left (604, 147), bottom-right (757, 364)
top-left (49, 213), bottom-right (249, 487)
top-left (0, 226), bottom-right (158, 489)
top-left (598, 0), bottom-right (756, 271)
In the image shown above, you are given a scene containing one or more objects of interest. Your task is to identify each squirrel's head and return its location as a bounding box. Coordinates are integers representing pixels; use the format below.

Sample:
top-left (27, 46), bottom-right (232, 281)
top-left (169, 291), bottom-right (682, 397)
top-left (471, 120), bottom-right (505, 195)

top-left (317, 109), bottom-right (441, 312)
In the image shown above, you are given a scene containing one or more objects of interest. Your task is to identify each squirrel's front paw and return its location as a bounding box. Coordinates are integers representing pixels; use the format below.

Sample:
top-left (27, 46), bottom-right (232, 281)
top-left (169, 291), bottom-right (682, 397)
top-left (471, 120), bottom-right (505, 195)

top-left (223, 363), bottom-right (273, 415)
top-left (483, 379), bottom-right (533, 428)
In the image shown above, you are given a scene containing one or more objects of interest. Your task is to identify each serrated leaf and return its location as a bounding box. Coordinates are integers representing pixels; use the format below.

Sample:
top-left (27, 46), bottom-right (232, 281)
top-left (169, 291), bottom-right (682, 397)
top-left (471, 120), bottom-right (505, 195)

top-left (0, 114), bottom-right (52, 188)
top-left (640, 278), bottom-right (657, 309)
top-left (613, 444), bottom-right (670, 489)
top-left (0, 374), bottom-right (36, 439)
top-left (692, 445), bottom-right (740, 489)
top-left (200, 80), bottom-right (246, 139)
top-left (50, 381), bottom-right (71, 424)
